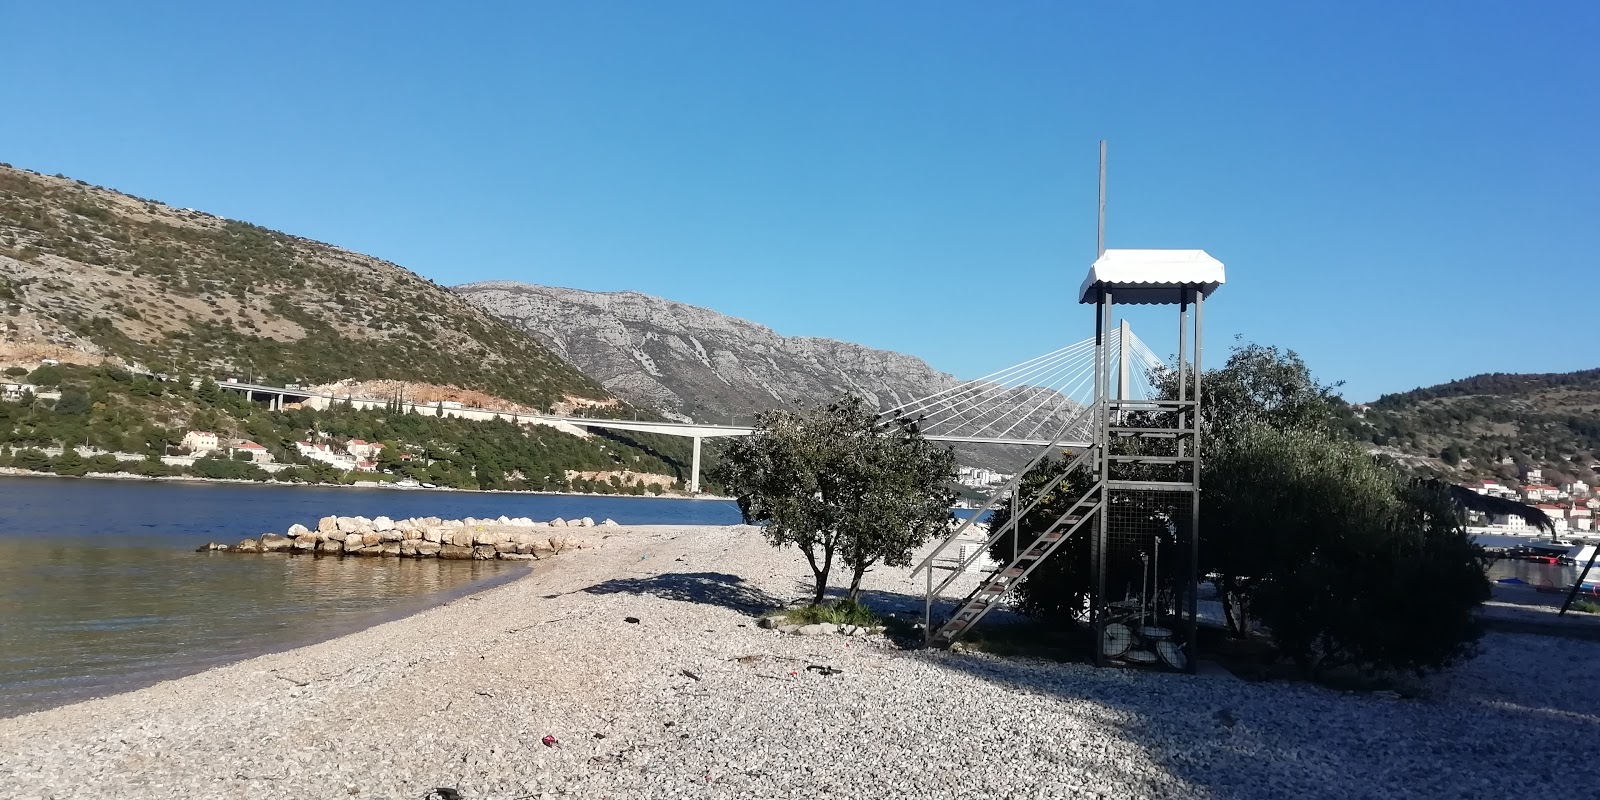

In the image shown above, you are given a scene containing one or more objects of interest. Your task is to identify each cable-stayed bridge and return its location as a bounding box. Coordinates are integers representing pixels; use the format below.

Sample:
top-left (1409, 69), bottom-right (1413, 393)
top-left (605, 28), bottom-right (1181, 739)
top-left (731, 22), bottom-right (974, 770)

top-left (217, 324), bottom-right (1168, 492)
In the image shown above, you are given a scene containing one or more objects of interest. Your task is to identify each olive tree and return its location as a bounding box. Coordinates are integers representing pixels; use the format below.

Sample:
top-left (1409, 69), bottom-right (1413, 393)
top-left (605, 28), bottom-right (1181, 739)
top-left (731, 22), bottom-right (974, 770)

top-left (715, 395), bottom-right (957, 605)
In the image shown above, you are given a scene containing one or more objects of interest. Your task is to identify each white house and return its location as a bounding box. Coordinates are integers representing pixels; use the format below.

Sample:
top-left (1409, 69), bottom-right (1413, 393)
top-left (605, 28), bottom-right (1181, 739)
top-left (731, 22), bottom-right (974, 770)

top-left (1536, 504), bottom-right (1570, 533)
top-left (346, 439), bottom-right (385, 460)
top-left (230, 440), bottom-right (273, 464)
top-left (1489, 513), bottom-right (1530, 532)
top-left (181, 431), bottom-right (220, 455)
top-left (1524, 485), bottom-right (1559, 502)
top-left (1574, 517), bottom-right (1594, 532)
top-left (1, 383), bottom-right (36, 401)
top-left (296, 440), bottom-right (357, 470)
top-left (1566, 480), bottom-right (1591, 494)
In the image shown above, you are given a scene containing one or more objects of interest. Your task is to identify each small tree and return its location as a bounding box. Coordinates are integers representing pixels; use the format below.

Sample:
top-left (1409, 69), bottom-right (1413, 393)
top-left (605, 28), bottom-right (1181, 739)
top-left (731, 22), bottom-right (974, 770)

top-left (14, 448), bottom-right (51, 472)
top-left (52, 449), bottom-right (88, 477)
top-left (27, 365), bottom-right (62, 386)
top-left (716, 395), bottom-right (956, 605)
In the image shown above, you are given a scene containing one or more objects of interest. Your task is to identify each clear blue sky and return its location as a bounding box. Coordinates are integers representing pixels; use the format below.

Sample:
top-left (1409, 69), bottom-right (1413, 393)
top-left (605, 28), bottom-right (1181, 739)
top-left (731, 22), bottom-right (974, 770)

top-left (3, 2), bottom-right (1595, 400)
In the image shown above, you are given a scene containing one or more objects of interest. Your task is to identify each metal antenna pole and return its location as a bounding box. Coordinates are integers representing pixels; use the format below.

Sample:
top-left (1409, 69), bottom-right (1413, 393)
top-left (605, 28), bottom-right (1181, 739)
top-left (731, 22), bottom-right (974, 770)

top-left (1097, 140), bottom-right (1107, 259)
top-left (1118, 319), bottom-right (1131, 403)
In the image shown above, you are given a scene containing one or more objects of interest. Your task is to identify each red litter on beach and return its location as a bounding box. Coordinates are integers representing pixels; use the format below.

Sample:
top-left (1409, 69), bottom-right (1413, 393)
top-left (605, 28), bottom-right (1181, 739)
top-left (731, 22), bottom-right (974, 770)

top-left (542, 735), bottom-right (558, 747)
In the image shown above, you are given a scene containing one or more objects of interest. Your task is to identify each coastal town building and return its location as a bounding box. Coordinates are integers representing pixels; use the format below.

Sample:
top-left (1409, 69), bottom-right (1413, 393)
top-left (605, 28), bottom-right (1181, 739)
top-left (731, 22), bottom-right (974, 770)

top-left (1535, 504), bottom-right (1569, 533)
top-left (1, 383), bottom-right (36, 401)
top-left (230, 440), bottom-right (273, 464)
top-left (346, 439), bottom-right (385, 460)
top-left (296, 440), bottom-right (358, 471)
top-left (1488, 513), bottom-right (1530, 532)
top-left (1523, 484), bottom-right (1559, 502)
top-left (180, 431), bottom-right (220, 455)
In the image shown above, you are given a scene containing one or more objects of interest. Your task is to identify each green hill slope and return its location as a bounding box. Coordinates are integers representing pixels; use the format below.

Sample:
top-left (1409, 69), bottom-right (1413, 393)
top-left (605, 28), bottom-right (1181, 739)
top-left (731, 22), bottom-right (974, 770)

top-left (0, 164), bottom-right (603, 410)
top-left (1351, 370), bottom-right (1600, 485)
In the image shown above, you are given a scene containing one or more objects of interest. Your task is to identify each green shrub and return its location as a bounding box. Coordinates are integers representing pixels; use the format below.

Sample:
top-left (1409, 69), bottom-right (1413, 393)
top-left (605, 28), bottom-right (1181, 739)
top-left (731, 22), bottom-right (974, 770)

top-left (27, 365), bottom-right (62, 386)
top-left (3, 366), bottom-right (25, 377)
top-left (780, 599), bottom-right (881, 628)
top-left (190, 456), bottom-right (268, 481)
top-left (13, 448), bottom-right (52, 471)
top-left (51, 450), bottom-right (88, 477)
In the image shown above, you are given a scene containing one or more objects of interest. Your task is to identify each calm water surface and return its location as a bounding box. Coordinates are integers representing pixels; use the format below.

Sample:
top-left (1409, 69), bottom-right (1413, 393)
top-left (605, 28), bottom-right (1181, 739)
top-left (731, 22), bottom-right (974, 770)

top-left (0, 477), bottom-right (740, 716)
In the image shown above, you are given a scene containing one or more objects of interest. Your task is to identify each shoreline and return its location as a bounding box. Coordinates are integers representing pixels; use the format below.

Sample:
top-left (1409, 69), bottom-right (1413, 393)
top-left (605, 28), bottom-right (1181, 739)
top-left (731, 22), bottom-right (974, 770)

top-left (0, 468), bottom-right (734, 501)
top-left (0, 557), bottom-right (535, 720)
top-left (5, 525), bottom-right (1597, 798)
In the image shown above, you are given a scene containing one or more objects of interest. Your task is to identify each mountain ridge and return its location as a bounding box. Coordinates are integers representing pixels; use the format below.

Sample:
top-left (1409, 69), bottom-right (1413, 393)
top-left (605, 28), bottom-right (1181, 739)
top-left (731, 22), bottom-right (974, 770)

top-left (454, 280), bottom-right (961, 425)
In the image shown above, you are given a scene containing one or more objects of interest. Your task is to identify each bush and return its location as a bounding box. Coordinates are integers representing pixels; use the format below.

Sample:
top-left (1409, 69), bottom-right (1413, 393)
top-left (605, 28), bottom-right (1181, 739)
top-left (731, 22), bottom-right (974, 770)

top-left (51, 449), bottom-right (89, 477)
top-left (27, 364), bottom-right (62, 386)
top-left (3, 366), bottom-right (25, 377)
top-left (781, 599), bottom-right (881, 627)
top-left (14, 448), bottom-right (52, 472)
top-left (190, 456), bottom-right (268, 481)
top-left (53, 389), bottom-right (90, 416)
top-left (1215, 427), bottom-right (1489, 675)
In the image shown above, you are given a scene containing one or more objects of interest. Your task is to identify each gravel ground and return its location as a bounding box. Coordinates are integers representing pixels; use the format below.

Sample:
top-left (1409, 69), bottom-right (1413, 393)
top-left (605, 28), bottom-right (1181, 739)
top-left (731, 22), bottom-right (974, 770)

top-left (2, 524), bottom-right (1598, 800)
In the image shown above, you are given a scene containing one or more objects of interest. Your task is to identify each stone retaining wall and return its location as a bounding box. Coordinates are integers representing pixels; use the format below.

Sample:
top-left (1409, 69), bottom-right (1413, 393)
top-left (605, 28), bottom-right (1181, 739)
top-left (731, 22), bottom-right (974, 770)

top-left (198, 514), bottom-right (618, 560)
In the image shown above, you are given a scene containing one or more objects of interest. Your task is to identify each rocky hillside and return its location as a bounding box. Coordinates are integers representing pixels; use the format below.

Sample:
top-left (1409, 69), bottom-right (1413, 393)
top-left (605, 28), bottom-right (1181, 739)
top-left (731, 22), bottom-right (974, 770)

top-left (1352, 369), bottom-right (1600, 485)
top-left (455, 281), bottom-right (960, 424)
top-left (0, 164), bottom-right (608, 411)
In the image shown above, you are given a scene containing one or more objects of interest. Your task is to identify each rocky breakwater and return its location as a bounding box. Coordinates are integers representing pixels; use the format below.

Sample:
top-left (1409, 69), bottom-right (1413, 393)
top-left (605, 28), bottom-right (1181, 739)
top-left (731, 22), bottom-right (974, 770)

top-left (198, 515), bottom-right (619, 560)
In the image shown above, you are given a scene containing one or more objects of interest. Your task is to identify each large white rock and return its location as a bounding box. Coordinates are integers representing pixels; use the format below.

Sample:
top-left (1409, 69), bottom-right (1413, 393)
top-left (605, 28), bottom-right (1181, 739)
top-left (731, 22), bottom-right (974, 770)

top-left (372, 516), bottom-right (395, 532)
top-left (578, 517), bottom-right (595, 528)
top-left (317, 516), bottom-right (338, 534)
top-left (335, 516), bottom-right (360, 532)
top-left (600, 518), bottom-right (619, 527)
top-left (512, 517), bottom-right (534, 527)
top-left (497, 515), bottom-right (512, 526)
top-left (549, 518), bottom-right (568, 528)
top-left (286, 523), bottom-right (310, 537)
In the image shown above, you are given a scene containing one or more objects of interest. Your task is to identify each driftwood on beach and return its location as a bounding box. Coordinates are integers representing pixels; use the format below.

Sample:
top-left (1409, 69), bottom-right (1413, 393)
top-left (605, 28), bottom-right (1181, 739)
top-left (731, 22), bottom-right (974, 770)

top-left (198, 515), bottom-right (618, 560)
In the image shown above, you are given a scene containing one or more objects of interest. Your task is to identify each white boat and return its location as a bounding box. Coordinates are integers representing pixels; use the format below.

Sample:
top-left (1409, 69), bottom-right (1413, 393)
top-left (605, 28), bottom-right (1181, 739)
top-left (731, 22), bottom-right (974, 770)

top-left (1562, 543), bottom-right (1598, 566)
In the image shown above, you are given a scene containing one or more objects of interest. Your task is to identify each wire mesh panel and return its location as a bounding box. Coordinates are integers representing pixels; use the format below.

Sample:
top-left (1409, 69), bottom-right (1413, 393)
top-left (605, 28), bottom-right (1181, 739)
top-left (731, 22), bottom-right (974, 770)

top-left (1093, 488), bottom-right (1196, 671)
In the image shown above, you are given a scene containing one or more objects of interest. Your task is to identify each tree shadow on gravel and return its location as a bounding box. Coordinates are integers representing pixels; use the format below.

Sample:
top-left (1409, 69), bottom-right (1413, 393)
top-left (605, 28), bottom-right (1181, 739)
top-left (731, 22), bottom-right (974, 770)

top-left (862, 586), bottom-right (1600, 799)
top-left (582, 572), bottom-right (784, 614)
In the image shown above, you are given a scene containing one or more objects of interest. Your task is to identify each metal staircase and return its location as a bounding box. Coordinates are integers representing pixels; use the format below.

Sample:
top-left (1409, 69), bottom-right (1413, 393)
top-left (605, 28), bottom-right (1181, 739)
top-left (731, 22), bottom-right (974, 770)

top-left (930, 475), bottom-right (1103, 645)
top-left (912, 402), bottom-right (1101, 647)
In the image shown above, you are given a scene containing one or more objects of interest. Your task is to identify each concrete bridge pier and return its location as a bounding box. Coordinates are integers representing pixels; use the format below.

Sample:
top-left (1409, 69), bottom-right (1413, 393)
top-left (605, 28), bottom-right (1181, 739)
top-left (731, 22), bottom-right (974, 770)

top-left (689, 435), bottom-right (702, 494)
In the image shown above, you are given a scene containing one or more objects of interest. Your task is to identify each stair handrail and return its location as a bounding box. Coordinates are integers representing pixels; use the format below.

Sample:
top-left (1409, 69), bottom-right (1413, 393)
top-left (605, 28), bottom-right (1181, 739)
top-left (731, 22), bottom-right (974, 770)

top-left (934, 492), bottom-right (1103, 643)
top-left (931, 445), bottom-right (1096, 597)
top-left (912, 403), bottom-right (1095, 577)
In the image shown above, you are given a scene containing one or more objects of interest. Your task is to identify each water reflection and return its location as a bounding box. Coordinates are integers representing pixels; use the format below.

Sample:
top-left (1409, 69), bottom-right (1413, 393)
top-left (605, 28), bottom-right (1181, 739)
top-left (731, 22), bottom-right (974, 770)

top-left (0, 540), bottom-right (517, 716)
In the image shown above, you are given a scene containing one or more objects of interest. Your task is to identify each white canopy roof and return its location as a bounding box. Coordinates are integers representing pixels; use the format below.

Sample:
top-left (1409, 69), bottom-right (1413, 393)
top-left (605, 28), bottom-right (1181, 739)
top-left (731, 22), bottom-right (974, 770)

top-left (1077, 249), bottom-right (1225, 305)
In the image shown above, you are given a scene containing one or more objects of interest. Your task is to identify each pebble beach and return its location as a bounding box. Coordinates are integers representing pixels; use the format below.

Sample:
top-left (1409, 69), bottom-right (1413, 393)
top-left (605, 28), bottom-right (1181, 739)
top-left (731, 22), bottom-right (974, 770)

top-left (2, 523), bottom-right (1598, 799)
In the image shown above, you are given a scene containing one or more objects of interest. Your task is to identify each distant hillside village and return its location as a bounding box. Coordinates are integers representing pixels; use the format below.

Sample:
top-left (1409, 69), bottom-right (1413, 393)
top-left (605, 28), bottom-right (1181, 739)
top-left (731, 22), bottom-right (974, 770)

top-left (1469, 467), bottom-right (1596, 535)
top-left (177, 430), bottom-right (391, 473)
